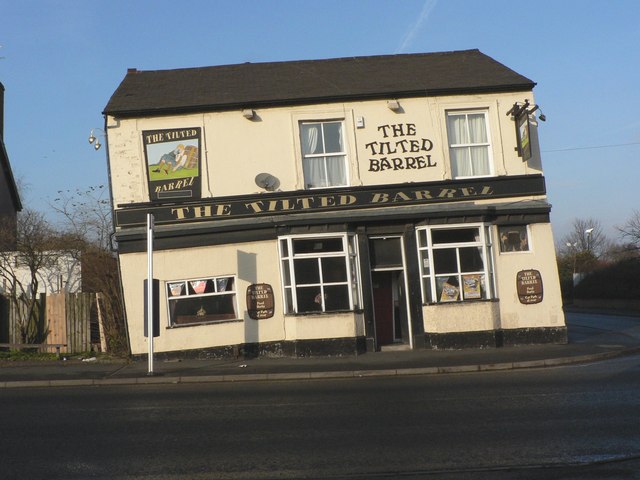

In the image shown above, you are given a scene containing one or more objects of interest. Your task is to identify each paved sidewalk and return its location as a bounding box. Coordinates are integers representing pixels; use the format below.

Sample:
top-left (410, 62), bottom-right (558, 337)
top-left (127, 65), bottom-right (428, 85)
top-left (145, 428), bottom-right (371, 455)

top-left (2, 310), bottom-right (640, 388)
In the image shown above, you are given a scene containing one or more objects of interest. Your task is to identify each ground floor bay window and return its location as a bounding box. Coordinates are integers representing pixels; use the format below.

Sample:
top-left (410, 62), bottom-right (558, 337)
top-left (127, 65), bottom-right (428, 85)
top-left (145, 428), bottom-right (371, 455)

top-left (279, 234), bottom-right (361, 314)
top-left (417, 224), bottom-right (495, 303)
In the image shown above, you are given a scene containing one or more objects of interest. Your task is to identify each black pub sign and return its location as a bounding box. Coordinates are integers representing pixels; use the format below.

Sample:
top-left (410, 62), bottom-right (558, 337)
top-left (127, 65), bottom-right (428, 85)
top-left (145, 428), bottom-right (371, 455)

top-left (116, 175), bottom-right (546, 228)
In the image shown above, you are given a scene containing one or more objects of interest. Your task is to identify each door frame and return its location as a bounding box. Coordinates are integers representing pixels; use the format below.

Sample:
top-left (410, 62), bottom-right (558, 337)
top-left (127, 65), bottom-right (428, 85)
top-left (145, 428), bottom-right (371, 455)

top-left (368, 235), bottom-right (413, 349)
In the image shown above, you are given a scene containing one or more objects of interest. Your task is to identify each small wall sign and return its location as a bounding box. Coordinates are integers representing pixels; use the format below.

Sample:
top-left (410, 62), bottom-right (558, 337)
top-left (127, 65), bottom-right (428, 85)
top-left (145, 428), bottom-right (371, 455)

top-left (246, 283), bottom-right (275, 319)
top-left (516, 269), bottom-right (543, 304)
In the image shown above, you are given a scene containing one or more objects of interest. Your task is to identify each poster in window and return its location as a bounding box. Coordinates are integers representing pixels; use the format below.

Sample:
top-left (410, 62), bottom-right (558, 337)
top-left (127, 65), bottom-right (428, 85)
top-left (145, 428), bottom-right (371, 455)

top-left (516, 112), bottom-right (531, 161)
top-left (462, 275), bottom-right (482, 299)
top-left (499, 226), bottom-right (530, 252)
top-left (439, 278), bottom-right (460, 302)
top-left (143, 127), bottom-right (202, 201)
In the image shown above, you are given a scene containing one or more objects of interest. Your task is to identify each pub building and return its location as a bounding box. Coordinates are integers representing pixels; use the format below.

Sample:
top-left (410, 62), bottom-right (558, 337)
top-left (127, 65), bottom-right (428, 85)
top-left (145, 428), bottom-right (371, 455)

top-left (103, 49), bottom-right (566, 358)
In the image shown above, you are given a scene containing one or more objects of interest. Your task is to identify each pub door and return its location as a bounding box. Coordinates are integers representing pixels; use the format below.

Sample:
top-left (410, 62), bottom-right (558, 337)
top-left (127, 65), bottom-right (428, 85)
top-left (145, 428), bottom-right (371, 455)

top-left (369, 236), bottom-right (411, 349)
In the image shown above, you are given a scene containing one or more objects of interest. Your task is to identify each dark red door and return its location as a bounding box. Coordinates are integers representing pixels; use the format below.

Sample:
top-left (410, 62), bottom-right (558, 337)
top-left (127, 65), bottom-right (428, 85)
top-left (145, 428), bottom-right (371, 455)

top-left (372, 272), bottom-right (394, 346)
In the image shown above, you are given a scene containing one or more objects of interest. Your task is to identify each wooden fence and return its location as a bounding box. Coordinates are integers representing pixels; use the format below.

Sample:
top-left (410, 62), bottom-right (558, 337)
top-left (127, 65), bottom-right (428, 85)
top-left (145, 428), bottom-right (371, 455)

top-left (0, 292), bottom-right (102, 354)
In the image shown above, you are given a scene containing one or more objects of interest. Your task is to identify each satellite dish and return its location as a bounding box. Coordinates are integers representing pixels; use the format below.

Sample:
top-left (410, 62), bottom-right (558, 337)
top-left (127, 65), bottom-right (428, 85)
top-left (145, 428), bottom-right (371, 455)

top-left (254, 173), bottom-right (280, 192)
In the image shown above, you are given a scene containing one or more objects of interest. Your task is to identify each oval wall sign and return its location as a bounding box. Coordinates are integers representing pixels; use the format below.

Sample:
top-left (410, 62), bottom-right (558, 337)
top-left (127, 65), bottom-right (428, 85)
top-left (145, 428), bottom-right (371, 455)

top-left (516, 270), bottom-right (543, 304)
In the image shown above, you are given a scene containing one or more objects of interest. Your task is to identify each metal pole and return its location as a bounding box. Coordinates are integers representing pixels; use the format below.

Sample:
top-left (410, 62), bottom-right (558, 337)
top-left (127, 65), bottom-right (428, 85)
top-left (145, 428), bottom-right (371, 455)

top-left (147, 213), bottom-right (154, 375)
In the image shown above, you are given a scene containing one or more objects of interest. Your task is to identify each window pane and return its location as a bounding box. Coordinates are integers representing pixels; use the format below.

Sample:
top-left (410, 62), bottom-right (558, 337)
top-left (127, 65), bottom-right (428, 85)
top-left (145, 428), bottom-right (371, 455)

top-left (170, 295), bottom-right (236, 325)
top-left (216, 277), bottom-right (233, 292)
top-left (499, 226), bottom-right (530, 252)
top-left (447, 115), bottom-right (467, 144)
top-left (420, 251), bottom-right (430, 275)
top-left (422, 277), bottom-right (433, 303)
top-left (303, 157), bottom-right (325, 189)
top-left (450, 147), bottom-right (470, 177)
top-left (459, 247), bottom-right (484, 272)
top-left (284, 287), bottom-right (294, 313)
top-left (418, 229), bottom-right (428, 247)
top-left (432, 228), bottom-right (479, 244)
top-left (281, 261), bottom-right (292, 287)
top-left (325, 155), bottom-right (347, 186)
top-left (296, 286), bottom-right (322, 313)
top-left (370, 238), bottom-right (403, 268)
top-left (468, 114), bottom-right (488, 143)
top-left (324, 285), bottom-right (350, 311)
top-left (323, 122), bottom-right (343, 153)
top-left (433, 248), bottom-right (457, 274)
top-left (280, 239), bottom-right (289, 257)
top-left (293, 237), bottom-right (344, 254)
top-left (321, 257), bottom-right (347, 283)
top-left (469, 146), bottom-right (490, 175)
top-left (301, 124), bottom-right (321, 155)
top-left (294, 258), bottom-right (320, 284)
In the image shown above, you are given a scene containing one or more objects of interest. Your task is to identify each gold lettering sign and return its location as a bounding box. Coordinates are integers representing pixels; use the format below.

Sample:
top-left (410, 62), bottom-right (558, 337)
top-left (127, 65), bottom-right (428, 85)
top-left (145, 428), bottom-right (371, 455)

top-left (516, 270), bottom-right (543, 304)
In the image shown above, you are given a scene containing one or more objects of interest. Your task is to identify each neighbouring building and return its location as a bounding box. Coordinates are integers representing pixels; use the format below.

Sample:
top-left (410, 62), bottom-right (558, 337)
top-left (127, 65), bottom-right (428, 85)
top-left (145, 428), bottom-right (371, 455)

top-left (103, 49), bottom-right (566, 358)
top-left (0, 82), bottom-right (22, 250)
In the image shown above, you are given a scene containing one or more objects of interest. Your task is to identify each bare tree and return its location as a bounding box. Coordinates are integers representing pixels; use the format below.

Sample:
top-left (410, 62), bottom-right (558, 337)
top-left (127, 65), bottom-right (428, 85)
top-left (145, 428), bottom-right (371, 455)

top-left (618, 210), bottom-right (640, 251)
top-left (561, 218), bottom-right (608, 256)
top-left (50, 186), bottom-right (128, 355)
top-left (0, 210), bottom-right (75, 343)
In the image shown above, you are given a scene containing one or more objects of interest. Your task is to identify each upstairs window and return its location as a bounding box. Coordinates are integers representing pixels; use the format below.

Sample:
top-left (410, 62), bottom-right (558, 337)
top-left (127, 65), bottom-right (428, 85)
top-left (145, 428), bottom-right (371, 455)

top-left (300, 121), bottom-right (348, 189)
top-left (446, 111), bottom-right (493, 178)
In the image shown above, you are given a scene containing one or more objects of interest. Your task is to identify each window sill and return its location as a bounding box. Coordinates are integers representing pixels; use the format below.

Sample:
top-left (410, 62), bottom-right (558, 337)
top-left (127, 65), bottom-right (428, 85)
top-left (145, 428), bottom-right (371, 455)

top-left (168, 318), bottom-right (243, 328)
top-left (285, 309), bottom-right (356, 317)
top-left (423, 298), bottom-right (499, 306)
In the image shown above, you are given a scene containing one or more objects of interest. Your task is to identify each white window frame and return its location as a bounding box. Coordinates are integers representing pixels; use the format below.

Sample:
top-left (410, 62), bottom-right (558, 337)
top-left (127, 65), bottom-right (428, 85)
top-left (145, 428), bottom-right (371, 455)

top-left (417, 224), bottom-right (495, 304)
top-left (165, 275), bottom-right (239, 327)
top-left (299, 120), bottom-right (350, 189)
top-left (445, 110), bottom-right (494, 179)
top-left (278, 233), bottom-right (361, 314)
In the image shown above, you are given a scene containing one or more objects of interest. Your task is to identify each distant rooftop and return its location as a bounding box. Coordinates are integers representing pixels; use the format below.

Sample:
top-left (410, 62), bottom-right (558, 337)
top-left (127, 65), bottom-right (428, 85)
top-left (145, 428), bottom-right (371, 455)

top-left (104, 49), bottom-right (535, 117)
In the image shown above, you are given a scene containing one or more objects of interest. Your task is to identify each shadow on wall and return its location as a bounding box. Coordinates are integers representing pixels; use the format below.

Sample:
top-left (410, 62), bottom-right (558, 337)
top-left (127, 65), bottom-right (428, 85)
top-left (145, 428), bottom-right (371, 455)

top-left (238, 251), bottom-right (258, 344)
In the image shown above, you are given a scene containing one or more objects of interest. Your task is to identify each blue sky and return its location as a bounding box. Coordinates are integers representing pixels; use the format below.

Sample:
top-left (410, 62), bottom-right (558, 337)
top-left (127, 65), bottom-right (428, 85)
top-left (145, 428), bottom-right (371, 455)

top-left (1, 0), bottom-right (638, 243)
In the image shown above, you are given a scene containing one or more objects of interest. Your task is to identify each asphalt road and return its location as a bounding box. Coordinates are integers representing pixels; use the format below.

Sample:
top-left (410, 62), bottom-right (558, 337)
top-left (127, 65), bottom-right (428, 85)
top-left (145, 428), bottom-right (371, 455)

top-left (2, 353), bottom-right (640, 479)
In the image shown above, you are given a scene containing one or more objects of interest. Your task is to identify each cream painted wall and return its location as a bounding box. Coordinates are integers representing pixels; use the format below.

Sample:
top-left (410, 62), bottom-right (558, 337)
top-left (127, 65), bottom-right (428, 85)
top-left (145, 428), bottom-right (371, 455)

top-left (105, 91), bottom-right (542, 208)
top-left (121, 239), bottom-right (360, 355)
top-left (421, 223), bottom-right (565, 335)
top-left (423, 300), bottom-right (500, 333)
top-left (493, 223), bottom-right (565, 329)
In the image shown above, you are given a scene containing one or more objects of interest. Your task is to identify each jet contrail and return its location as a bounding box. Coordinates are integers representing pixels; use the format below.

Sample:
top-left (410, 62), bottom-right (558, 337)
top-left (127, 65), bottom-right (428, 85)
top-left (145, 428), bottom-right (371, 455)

top-left (397, 0), bottom-right (438, 53)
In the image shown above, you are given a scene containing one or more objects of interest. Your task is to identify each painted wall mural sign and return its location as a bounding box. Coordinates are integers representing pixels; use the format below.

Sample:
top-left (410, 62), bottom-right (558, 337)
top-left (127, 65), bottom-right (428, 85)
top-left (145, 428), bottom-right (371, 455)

top-left (115, 175), bottom-right (546, 228)
top-left (516, 269), bottom-right (543, 304)
top-left (143, 127), bottom-right (202, 201)
top-left (246, 283), bottom-right (275, 320)
top-left (365, 123), bottom-right (436, 172)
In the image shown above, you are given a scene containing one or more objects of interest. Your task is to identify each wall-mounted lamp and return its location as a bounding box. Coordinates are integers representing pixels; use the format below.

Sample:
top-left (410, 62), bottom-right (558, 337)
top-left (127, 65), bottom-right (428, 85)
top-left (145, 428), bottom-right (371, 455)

top-left (387, 99), bottom-right (401, 112)
top-left (527, 104), bottom-right (546, 122)
top-left (242, 108), bottom-right (256, 119)
top-left (506, 100), bottom-right (547, 121)
top-left (88, 128), bottom-right (106, 150)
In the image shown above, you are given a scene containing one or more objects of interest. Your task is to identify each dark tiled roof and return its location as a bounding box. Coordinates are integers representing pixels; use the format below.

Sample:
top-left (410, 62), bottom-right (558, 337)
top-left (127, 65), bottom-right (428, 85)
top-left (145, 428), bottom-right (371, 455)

top-left (104, 49), bottom-right (535, 117)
